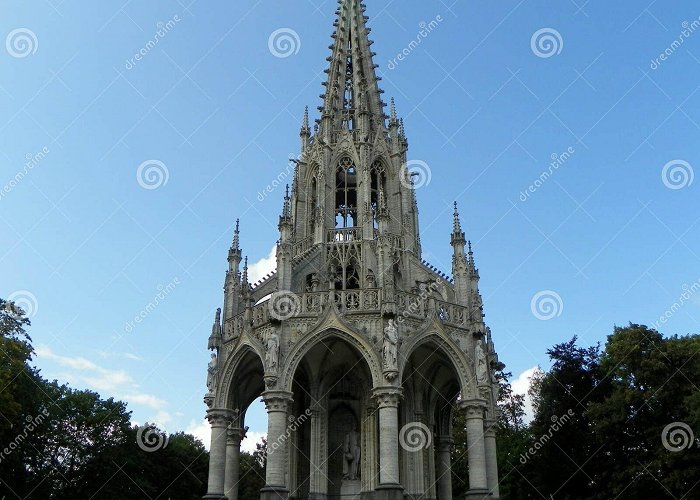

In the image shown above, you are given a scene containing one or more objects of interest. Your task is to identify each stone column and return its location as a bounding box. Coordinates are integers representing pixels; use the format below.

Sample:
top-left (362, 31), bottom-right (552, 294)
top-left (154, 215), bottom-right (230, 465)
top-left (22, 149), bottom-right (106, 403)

top-left (460, 399), bottom-right (488, 499)
top-left (373, 386), bottom-right (403, 500)
top-left (261, 390), bottom-right (294, 500)
top-left (224, 427), bottom-right (245, 500)
top-left (309, 405), bottom-right (325, 500)
top-left (361, 403), bottom-right (378, 494)
top-left (484, 419), bottom-right (500, 499)
top-left (436, 436), bottom-right (453, 500)
top-left (203, 408), bottom-right (234, 500)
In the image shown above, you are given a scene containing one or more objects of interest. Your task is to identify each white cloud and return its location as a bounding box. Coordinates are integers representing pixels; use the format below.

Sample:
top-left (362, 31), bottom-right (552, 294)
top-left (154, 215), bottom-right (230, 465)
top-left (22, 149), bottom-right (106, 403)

top-left (186, 419), bottom-right (211, 449)
top-left (242, 432), bottom-right (266, 454)
top-left (248, 246), bottom-right (277, 284)
top-left (511, 366), bottom-right (541, 423)
top-left (36, 345), bottom-right (168, 417)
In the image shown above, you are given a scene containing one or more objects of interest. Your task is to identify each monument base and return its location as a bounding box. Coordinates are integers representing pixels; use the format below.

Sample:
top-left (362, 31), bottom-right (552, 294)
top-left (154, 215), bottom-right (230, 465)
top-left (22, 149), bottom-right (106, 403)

top-left (340, 479), bottom-right (361, 499)
top-left (465, 488), bottom-right (490, 499)
top-left (374, 483), bottom-right (403, 500)
top-left (260, 486), bottom-right (289, 500)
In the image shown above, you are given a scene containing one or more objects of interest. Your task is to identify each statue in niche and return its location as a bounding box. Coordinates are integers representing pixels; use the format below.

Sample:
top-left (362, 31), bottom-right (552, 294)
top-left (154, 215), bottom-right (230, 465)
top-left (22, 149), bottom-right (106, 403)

top-left (206, 353), bottom-right (218, 395)
top-left (475, 339), bottom-right (489, 385)
top-left (266, 332), bottom-right (279, 372)
top-left (383, 319), bottom-right (398, 372)
top-left (342, 423), bottom-right (361, 481)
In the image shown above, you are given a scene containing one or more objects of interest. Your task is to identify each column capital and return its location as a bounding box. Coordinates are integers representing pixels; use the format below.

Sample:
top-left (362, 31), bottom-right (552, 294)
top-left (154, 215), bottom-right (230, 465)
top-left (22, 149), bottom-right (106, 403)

top-left (484, 418), bottom-right (499, 437)
top-left (437, 435), bottom-right (454, 451)
top-left (372, 386), bottom-right (403, 408)
top-left (262, 390), bottom-right (294, 412)
top-left (206, 408), bottom-right (237, 427)
top-left (227, 426), bottom-right (246, 445)
top-left (458, 398), bottom-right (487, 420)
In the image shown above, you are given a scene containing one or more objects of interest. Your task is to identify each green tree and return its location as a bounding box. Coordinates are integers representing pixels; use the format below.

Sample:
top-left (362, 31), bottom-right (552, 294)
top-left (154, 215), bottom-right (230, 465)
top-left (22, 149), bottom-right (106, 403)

top-left (587, 325), bottom-right (700, 499)
top-left (520, 337), bottom-right (603, 499)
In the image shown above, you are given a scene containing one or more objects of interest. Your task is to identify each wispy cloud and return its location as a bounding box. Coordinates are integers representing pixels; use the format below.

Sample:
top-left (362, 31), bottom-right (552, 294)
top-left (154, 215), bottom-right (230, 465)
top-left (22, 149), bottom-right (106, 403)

top-left (36, 345), bottom-right (169, 423)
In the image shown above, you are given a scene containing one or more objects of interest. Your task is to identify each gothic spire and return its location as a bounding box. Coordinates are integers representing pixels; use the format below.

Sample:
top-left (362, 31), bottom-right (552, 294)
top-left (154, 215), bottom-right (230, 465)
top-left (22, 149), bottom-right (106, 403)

top-left (319, 0), bottom-right (386, 134)
top-left (451, 202), bottom-right (466, 246)
top-left (231, 219), bottom-right (240, 251)
top-left (228, 218), bottom-right (242, 274)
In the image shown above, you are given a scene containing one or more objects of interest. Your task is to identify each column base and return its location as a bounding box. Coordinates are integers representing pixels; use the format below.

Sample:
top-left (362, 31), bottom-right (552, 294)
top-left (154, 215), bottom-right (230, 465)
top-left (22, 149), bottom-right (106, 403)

top-left (202, 495), bottom-right (228, 500)
top-left (464, 488), bottom-right (490, 499)
top-left (374, 483), bottom-right (403, 500)
top-left (308, 494), bottom-right (327, 500)
top-left (260, 486), bottom-right (290, 500)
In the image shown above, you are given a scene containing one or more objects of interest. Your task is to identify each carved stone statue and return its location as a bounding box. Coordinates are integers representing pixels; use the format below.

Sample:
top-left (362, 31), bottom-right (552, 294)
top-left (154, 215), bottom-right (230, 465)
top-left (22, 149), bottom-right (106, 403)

top-left (475, 339), bottom-right (488, 385)
top-left (342, 423), bottom-right (361, 480)
top-left (206, 353), bottom-right (218, 394)
top-left (382, 319), bottom-right (398, 372)
top-left (266, 332), bottom-right (279, 372)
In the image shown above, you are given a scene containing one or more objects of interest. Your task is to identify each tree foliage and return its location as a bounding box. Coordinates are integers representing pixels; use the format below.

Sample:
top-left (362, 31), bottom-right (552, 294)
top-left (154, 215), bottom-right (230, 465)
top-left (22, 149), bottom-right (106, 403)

top-left (0, 299), bottom-right (209, 499)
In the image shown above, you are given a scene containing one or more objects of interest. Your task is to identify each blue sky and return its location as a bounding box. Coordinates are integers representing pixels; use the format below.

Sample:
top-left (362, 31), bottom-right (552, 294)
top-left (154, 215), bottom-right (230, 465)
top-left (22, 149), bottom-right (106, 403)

top-left (2, 0), bottom-right (699, 450)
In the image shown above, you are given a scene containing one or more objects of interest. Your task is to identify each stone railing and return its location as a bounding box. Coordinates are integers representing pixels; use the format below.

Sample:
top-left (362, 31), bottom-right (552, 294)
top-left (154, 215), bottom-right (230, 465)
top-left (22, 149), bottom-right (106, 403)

top-left (293, 236), bottom-right (313, 257)
top-left (230, 289), bottom-right (383, 335)
top-left (327, 228), bottom-right (360, 243)
top-left (396, 292), bottom-right (469, 327)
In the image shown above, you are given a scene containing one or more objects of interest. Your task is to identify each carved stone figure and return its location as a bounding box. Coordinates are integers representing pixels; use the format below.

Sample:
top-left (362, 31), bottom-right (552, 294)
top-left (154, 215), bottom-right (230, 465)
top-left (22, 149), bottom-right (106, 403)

top-left (266, 332), bottom-right (280, 372)
top-left (475, 339), bottom-right (488, 385)
top-left (382, 319), bottom-right (398, 372)
top-left (206, 353), bottom-right (218, 394)
top-left (342, 423), bottom-right (361, 480)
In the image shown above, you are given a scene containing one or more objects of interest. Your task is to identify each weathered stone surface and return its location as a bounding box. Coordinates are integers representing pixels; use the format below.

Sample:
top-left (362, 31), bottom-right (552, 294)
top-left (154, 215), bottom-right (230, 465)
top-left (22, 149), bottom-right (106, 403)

top-left (201, 1), bottom-right (501, 499)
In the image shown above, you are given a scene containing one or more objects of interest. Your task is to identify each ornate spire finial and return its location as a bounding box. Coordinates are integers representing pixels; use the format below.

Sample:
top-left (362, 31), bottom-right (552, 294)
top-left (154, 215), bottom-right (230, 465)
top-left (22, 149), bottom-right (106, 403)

top-left (231, 219), bottom-right (241, 249)
top-left (242, 256), bottom-right (249, 285)
top-left (451, 202), bottom-right (466, 246)
top-left (301, 106), bottom-right (310, 135)
top-left (390, 97), bottom-right (397, 124)
top-left (453, 202), bottom-right (461, 231)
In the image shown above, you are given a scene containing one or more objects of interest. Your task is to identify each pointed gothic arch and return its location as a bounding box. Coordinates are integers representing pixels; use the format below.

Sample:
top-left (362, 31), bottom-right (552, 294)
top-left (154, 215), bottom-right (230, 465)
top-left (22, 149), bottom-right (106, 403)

top-left (280, 326), bottom-right (383, 393)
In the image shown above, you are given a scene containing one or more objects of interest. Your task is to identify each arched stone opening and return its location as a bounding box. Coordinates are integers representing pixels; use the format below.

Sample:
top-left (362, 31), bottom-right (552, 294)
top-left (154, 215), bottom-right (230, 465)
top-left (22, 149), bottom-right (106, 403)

top-left (289, 333), bottom-right (377, 500)
top-left (400, 340), bottom-right (463, 500)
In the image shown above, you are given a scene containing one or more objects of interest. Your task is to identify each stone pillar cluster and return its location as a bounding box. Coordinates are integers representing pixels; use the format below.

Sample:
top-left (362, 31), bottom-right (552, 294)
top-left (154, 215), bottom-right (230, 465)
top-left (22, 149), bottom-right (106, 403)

top-left (203, 409), bottom-right (235, 500)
